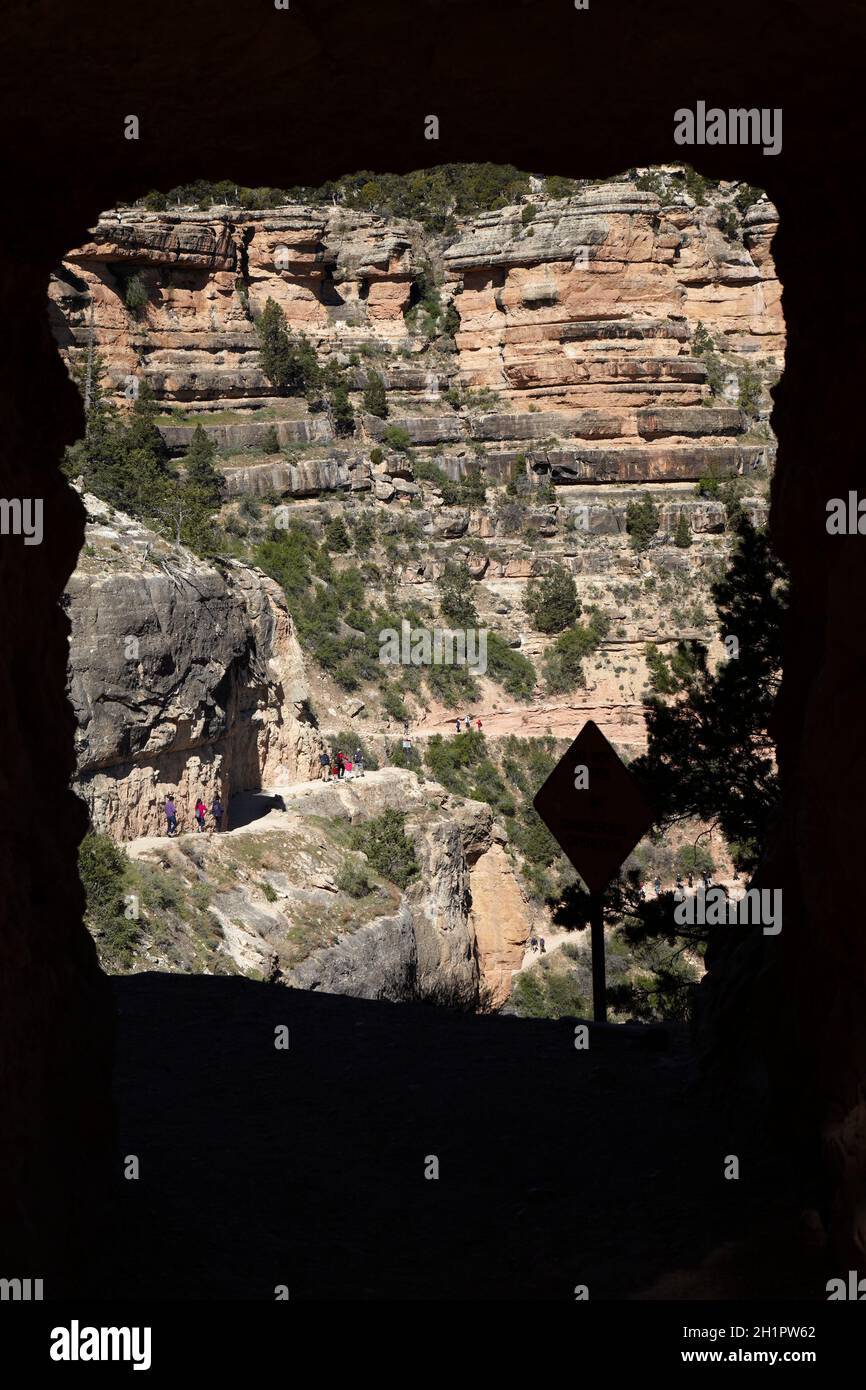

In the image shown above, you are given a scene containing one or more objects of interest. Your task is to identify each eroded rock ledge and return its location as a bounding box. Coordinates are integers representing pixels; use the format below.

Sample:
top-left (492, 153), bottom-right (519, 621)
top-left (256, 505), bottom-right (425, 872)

top-left (66, 493), bottom-right (324, 839)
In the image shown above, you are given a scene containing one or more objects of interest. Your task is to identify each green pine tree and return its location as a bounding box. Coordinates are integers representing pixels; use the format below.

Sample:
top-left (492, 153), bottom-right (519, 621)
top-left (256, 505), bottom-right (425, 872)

top-left (183, 424), bottom-right (224, 507)
top-left (525, 563), bottom-right (580, 633)
top-left (633, 516), bottom-right (787, 871)
top-left (362, 371), bottom-right (388, 418)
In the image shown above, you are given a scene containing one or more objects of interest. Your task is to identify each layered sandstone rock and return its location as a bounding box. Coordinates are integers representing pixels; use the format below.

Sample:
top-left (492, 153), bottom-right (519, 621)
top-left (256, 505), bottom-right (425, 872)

top-left (48, 177), bottom-right (782, 493)
top-left (445, 184), bottom-right (783, 406)
top-left (66, 493), bottom-right (323, 839)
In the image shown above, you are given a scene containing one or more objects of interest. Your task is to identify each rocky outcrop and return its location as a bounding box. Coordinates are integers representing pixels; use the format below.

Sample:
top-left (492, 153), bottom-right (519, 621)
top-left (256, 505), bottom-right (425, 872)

top-left (66, 494), bottom-right (323, 839)
top-left (445, 184), bottom-right (783, 406)
top-left (121, 768), bottom-right (529, 1007)
top-left (469, 841), bottom-right (534, 1007)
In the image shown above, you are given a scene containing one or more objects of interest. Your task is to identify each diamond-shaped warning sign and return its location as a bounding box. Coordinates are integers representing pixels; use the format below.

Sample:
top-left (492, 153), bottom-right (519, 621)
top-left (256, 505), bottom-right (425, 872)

top-left (532, 720), bottom-right (655, 896)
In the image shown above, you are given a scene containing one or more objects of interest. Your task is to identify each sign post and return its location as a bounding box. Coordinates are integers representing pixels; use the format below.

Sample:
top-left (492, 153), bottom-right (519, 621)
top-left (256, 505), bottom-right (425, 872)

top-left (589, 894), bottom-right (606, 1023)
top-left (532, 720), bottom-right (655, 1024)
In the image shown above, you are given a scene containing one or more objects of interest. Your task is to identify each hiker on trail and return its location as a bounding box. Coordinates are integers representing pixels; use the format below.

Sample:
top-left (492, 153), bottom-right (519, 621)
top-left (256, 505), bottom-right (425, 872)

top-left (687, 871), bottom-right (693, 889)
top-left (165, 796), bottom-right (177, 837)
top-left (353, 748), bottom-right (364, 777)
top-left (654, 875), bottom-right (662, 896)
top-left (530, 936), bottom-right (538, 953)
top-left (476, 717), bottom-right (482, 732)
top-left (319, 749), bottom-right (331, 781)
top-left (455, 718), bottom-right (462, 734)
top-left (343, 753), bottom-right (354, 777)
top-left (702, 869), bottom-right (711, 891)
top-left (212, 797), bottom-right (224, 833)
top-left (403, 719), bottom-right (410, 736)
top-left (195, 798), bottom-right (207, 833)
top-left (464, 713), bottom-right (472, 731)
top-left (336, 751), bottom-right (345, 779)
top-left (539, 937), bottom-right (546, 954)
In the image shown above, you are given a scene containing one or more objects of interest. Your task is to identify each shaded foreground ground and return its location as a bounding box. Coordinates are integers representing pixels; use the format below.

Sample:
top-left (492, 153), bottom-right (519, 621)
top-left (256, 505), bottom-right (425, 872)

top-left (74, 975), bottom-right (825, 1301)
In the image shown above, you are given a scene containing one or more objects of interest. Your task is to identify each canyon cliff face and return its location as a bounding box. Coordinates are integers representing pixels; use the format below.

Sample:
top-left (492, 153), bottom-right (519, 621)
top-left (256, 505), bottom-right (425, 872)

top-left (67, 493), bottom-right (323, 839)
top-left (51, 175), bottom-right (781, 759)
top-left (49, 177), bottom-right (782, 446)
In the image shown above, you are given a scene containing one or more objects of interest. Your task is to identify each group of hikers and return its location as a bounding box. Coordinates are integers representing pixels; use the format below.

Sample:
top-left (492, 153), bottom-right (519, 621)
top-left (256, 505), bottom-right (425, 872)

top-left (164, 793), bottom-right (224, 837)
top-left (454, 715), bottom-right (483, 735)
top-left (318, 747), bottom-right (365, 781)
top-left (528, 935), bottom-right (546, 955)
top-left (643, 869), bottom-right (716, 899)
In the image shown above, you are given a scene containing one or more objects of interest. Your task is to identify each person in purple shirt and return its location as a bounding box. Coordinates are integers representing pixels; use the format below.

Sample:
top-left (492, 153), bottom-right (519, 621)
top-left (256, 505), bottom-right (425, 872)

top-left (165, 796), bottom-right (177, 837)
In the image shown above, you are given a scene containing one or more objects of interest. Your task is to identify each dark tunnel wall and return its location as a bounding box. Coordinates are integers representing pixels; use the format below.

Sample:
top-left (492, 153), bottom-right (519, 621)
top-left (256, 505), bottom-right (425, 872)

top-left (1, 0), bottom-right (865, 1275)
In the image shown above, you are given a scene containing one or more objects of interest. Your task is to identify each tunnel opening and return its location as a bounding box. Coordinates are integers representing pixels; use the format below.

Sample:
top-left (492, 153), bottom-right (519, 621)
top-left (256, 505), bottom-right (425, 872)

top-left (5, 0), bottom-right (864, 1306)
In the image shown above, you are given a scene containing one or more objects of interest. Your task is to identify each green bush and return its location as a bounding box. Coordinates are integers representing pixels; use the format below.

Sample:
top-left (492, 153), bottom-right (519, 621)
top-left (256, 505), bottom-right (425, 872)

top-left (348, 808), bottom-right (418, 890)
top-left (78, 831), bottom-right (139, 965)
top-left (696, 475), bottom-right (721, 498)
top-left (255, 298), bottom-right (320, 394)
top-left (354, 512), bottom-right (376, 549)
top-left (484, 632), bottom-right (537, 699)
top-left (261, 425), bottom-right (280, 454)
top-left (542, 611), bottom-right (608, 694)
top-left (382, 425), bottom-right (412, 453)
top-left (336, 857), bottom-right (373, 898)
top-left (124, 274), bottom-right (148, 314)
top-left (183, 425), bottom-right (224, 508)
top-left (323, 514), bottom-right (351, 553)
top-left (692, 321), bottom-right (714, 356)
top-left (684, 165), bottom-right (709, 205)
top-left (676, 843), bottom-right (715, 877)
top-left (441, 303), bottom-right (460, 337)
top-left (674, 513), bottom-right (692, 548)
top-left (734, 184), bottom-right (762, 215)
top-left (381, 683), bottom-right (409, 722)
top-left (543, 174), bottom-right (579, 199)
top-left (362, 371), bottom-right (388, 419)
top-left (737, 367), bottom-right (762, 417)
top-left (439, 560), bottom-right (478, 626)
top-left (330, 382), bottom-right (356, 436)
top-left (626, 495), bottom-right (661, 551)
top-left (525, 563), bottom-right (579, 633)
